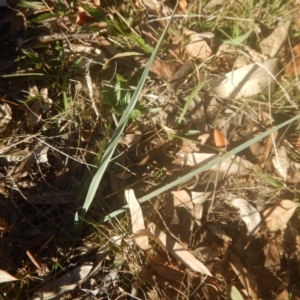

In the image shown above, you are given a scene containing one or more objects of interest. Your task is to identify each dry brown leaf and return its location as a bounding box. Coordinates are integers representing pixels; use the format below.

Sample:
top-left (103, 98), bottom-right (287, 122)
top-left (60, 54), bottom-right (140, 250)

top-left (216, 44), bottom-right (251, 71)
top-left (274, 289), bottom-right (290, 300)
top-left (225, 196), bottom-right (261, 235)
top-left (192, 244), bottom-right (222, 262)
top-left (167, 60), bottom-right (193, 91)
top-left (285, 43), bottom-right (300, 78)
top-left (0, 270), bottom-right (19, 283)
top-left (148, 251), bottom-right (186, 282)
top-left (9, 153), bottom-right (36, 180)
top-left (150, 59), bottom-right (180, 80)
top-left (189, 94), bottom-right (207, 131)
top-left (259, 22), bottom-right (290, 58)
top-left (194, 203), bottom-right (203, 225)
top-left (249, 111), bottom-right (277, 163)
top-left (171, 190), bottom-right (193, 210)
top-left (33, 143), bottom-right (49, 164)
top-left (125, 189), bottom-right (149, 250)
top-left (214, 128), bottom-right (229, 147)
top-left (118, 123), bottom-right (142, 146)
top-left (76, 6), bottom-right (97, 25)
top-left (138, 139), bottom-right (182, 166)
top-left (203, 58), bottom-right (279, 100)
top-left (263, 200), bottom-right (300, 232)
top-left (184, 30), bottom-right (213, 60)
top-left (130, 225), bottom-right (212, 276)
top-left (31, 262), bottom-right (93, 300)
top-left (180, 139), bottom-right (200, 154)
top-left (146, 291), bottom-right (161, 300)
top-left (230, 253), bottom-right (258, 300)
top-left (264, 236), bottom-right (282, 271)
top-left (197, 133), bottom-right (210, 145)
top-left (178, 0), bottom-right (187, 11)
top-left (26, 99), bottom-right (43, 128)
top-left (148, 223), bottom-right (212, 276)
top-left (205, 96), bottom-right (219, 120)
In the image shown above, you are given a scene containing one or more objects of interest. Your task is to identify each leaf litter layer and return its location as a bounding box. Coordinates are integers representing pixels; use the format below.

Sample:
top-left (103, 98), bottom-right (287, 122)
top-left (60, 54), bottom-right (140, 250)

top-left (1, 0), bottom-right (300, 299)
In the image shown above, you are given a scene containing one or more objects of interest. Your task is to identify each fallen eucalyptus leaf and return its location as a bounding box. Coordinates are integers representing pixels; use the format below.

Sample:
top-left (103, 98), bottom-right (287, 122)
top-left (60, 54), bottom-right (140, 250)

top-left (203, 58), bottom-right (279, 100)
top-left (125, 189), bottom-right (149, 250)
top-left (148, 223), bottom-right (212, 276)
top-left (32, 262), bottom-right (93, 300)
top-left (0, 270), bottom-right (19, 283)
top-left (226, 196), bottom-right (261, 235)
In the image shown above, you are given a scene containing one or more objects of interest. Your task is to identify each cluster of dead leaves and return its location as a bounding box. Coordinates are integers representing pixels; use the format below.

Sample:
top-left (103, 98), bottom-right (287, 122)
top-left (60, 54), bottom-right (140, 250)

top-left (1, 0), bottom-right (300, 299)
top-left (103, 7), bottom-right (300, 299)
top-left (123, 188), bottom-right (300, 299)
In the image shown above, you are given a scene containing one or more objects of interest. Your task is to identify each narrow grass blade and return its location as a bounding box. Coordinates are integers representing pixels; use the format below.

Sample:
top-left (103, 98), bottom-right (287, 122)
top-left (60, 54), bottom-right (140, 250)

top-left (100, 114), bottom-right (300, 223)
top-left (79, 3), bottom-right (179, 221)
top-left (16, 0), bottom-right (46, 9)
top-left (0, 73), bottom-right (44, 78)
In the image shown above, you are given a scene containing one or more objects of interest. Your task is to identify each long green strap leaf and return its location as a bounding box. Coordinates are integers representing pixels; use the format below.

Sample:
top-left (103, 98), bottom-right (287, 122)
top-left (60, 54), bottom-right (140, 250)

top-left (80, 3), bottom-right (179, 219)
top-left (100, 114), bottom-right (300, 223)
